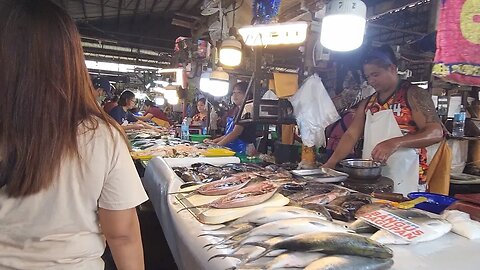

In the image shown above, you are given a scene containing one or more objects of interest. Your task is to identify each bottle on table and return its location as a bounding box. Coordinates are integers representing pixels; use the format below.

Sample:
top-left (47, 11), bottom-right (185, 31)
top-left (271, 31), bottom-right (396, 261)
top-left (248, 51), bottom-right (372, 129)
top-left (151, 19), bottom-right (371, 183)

top-left (181, 117), bottom-right (190, 140)
top-left (452, 105), bottom-right (466, 137)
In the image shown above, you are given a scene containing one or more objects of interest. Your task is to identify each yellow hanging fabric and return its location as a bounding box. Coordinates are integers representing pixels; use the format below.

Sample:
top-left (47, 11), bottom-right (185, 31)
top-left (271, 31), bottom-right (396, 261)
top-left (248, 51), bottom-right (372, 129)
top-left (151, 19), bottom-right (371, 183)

top-left (426, 139), bottom-right (452, 195)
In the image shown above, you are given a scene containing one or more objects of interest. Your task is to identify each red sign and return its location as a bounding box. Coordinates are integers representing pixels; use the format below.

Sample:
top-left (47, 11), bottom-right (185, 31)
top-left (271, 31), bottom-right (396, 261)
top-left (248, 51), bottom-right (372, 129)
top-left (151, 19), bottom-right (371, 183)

top-left (359, 209), bottom-right (425, 241)
top-left (432, 0), bottom-right (480, 86)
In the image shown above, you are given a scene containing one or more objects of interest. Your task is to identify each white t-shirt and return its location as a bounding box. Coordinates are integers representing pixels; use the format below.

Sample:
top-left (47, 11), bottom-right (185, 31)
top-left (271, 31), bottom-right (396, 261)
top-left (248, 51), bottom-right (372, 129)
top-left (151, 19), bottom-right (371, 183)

top-left (0, 119), bottom-right (148, 270)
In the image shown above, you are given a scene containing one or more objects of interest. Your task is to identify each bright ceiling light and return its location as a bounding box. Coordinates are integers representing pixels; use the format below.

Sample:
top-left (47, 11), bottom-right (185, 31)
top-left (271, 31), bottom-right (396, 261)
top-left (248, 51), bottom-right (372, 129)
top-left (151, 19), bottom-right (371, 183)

top-left (219, 37), bottom-right (242, 67)
top-left (209, 67), bottom-right (230, 97)
top-left (238, 22), bottom-right (308, 46)
top-left (320, 0), bottom-right (367, 52)
top-left (85, 60), bottom-right (159, 73)
top-left (155, 97), bottom-right (165, 106)
top-left (200, 71), bottom-right (212, 93)
top-left (166, 96), bottom-right (179, 105)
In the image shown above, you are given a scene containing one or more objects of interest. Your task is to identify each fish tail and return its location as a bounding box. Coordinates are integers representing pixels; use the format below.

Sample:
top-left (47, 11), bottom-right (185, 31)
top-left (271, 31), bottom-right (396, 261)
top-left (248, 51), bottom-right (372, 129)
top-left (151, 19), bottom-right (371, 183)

top-left (241, 242), bottom-right (271, 263)
top-left (208, 253), bottom-right (247, 262)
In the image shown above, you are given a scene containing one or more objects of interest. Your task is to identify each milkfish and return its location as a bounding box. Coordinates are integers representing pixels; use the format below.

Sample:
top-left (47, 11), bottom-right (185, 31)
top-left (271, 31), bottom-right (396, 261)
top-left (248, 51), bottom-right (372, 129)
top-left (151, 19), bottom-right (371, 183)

top-left (230, 206), bottom-right (331, 225)
top-left (232, 252), bottom-right (325, 270)
top-left (205, 217), bottom-right (349, 251)
top-left (305, 255), bottom-right (394, 270)
top-left (210, 232), bottom-right (393, 263)
top-left (177, 181), bottom-right (279, 212)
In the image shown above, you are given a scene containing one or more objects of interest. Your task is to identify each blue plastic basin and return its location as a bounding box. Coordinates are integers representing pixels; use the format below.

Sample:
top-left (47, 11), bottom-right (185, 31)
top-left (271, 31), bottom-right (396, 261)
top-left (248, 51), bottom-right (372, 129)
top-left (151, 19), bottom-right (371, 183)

top-left (407, 192), bottom-right (457, 214)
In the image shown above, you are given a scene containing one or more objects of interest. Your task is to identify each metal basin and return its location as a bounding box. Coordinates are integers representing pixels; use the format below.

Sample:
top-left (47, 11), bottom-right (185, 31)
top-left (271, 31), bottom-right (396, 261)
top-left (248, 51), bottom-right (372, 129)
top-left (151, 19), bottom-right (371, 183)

top-left (339, 159), bottom-right (384, 180)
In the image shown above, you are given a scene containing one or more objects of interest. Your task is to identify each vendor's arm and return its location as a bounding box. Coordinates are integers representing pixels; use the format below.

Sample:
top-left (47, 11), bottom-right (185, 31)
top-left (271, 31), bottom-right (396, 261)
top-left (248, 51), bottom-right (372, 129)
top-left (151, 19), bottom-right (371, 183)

top-left (136, 113), bottom-right (154, 122)
top-left (217, 125), bottom-right (245, 146)
top-left (371, 87), bottom-right (443, 162)
top-left (323, 100), bottom-right (368, 168)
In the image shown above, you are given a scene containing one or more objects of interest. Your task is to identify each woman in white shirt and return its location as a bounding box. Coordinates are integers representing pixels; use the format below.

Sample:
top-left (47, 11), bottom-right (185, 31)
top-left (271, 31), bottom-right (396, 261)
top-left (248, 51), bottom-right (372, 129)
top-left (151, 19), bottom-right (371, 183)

top-left (0, 0), bottom-right (148, 269)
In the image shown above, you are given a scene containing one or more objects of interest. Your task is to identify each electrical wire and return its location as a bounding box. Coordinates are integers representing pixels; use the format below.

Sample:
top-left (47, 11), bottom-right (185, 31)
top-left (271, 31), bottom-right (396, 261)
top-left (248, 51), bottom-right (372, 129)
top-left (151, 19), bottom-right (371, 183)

top-left (224, 0), bottom-right (244, 15)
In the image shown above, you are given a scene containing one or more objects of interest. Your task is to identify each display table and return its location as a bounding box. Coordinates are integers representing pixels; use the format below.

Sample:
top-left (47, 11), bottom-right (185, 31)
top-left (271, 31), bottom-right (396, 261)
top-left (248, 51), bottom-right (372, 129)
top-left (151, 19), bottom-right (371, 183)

top-left (143, 158), bottom-right (480, 270)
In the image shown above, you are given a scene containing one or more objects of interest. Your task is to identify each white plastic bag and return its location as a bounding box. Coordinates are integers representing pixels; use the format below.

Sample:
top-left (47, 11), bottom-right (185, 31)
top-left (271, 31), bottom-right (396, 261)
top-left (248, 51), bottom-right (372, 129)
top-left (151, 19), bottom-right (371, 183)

top-left (289, 74), bottom-right (340, 147)
top-left (441, 210), bottom-right (480, 240)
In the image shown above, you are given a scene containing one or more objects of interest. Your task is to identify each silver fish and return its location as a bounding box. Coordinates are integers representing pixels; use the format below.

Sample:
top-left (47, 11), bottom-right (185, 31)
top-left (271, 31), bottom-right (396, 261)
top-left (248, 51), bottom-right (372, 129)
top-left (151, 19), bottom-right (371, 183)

top-left (210, 232), bottom-right (393, 263)
top-left (305, 255), bottom-right (394, 270)
top-left (231, 206), bottom-right (330, 225)
top-left (208, 218), bottom-right (350, 252)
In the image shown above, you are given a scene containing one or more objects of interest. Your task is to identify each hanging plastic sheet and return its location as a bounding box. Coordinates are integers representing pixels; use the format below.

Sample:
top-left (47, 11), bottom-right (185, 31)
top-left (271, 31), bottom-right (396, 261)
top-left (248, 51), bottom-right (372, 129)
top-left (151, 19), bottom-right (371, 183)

top-left (432, 0), bottom-right (480, 86)
top-left (289, 74), bottom-right (340, 147)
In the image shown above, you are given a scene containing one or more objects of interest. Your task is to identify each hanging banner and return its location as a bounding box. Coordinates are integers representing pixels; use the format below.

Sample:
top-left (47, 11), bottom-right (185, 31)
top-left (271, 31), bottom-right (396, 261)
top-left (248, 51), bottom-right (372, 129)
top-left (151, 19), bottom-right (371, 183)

top-left (432, 0), bottom-right (480, 86)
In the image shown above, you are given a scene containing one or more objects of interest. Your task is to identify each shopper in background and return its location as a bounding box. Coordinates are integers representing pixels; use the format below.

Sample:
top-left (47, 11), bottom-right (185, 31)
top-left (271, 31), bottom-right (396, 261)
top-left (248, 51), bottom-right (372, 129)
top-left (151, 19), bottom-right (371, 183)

top-left (191, 98), bottom-right (208, 126)
top-left (323, 45), bottom-right (443, 194)
top-left (0, 1), bottom-right (148, 269)
top-left (137, 100), bottom-right (172, 127)
top-left (109, 90), bottom-right (157, 130)
top-left (92, 76), bottom-right (112, 105)
top-left (103, 95), bottom-right (119, 114)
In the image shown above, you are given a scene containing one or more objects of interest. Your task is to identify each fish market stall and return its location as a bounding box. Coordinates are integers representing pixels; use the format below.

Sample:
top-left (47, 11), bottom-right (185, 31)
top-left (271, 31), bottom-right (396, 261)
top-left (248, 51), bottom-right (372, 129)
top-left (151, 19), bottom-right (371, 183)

top-left (143, 158), bottom-right (480, 270)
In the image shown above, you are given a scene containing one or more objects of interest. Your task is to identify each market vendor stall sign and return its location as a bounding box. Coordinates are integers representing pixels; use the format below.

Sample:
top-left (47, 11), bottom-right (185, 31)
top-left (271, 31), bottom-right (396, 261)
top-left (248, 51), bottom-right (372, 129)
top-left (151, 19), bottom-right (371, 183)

top-left (432, 0), bottom-right (480, 86)
top-left (359, 209), bottom-right (425, 241)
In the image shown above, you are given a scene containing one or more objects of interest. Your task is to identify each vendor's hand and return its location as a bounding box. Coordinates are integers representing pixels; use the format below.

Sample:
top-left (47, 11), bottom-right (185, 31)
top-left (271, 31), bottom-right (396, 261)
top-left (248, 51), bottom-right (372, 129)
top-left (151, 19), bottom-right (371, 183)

top-left (321, 161), bottom-right (336, 169)
top-left (132, 124), bottom-right (144, 130)
top-left (203, 139), bottom-right (214, 144)
top-left (371, 138), bottom-right (400, 163)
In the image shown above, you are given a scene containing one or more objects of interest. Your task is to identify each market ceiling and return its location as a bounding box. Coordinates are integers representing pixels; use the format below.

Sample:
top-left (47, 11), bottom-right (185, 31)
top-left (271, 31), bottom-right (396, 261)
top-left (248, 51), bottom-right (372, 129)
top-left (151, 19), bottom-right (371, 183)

top-left (54, 0), bottom-right (432, 69)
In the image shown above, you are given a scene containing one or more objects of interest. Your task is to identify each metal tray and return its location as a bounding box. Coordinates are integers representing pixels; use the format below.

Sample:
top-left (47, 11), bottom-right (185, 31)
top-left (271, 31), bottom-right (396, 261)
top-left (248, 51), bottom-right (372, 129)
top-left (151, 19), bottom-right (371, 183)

top-left (291, 168), bottom-right (348, 183)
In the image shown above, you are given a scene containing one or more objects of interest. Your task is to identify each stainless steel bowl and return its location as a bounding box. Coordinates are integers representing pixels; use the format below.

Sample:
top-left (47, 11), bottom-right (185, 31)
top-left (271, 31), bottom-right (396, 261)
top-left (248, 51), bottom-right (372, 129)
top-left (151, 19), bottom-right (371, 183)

top-left (338, 159), bottom-right (384, 180)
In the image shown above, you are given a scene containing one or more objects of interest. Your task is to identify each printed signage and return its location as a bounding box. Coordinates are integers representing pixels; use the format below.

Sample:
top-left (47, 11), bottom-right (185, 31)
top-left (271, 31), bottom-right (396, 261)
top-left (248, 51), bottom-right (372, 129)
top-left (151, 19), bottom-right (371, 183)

top-left (359, 209), bottom-right (425, 241)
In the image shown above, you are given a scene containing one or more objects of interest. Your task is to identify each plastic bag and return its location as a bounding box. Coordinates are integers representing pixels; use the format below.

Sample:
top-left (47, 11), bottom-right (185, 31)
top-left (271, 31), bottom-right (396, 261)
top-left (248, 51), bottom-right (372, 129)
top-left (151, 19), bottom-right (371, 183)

top-left (441, 210), bottom-right (480, 240)
top-left (289, 74), bottom-right (340, 147)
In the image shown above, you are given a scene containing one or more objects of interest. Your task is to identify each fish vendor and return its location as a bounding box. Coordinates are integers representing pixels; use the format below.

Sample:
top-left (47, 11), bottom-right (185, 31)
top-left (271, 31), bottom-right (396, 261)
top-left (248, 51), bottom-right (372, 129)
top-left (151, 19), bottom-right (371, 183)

top-left (205, 82), bottom-right (258, 155)
top-left (323, 45), bottom-right (443, 194)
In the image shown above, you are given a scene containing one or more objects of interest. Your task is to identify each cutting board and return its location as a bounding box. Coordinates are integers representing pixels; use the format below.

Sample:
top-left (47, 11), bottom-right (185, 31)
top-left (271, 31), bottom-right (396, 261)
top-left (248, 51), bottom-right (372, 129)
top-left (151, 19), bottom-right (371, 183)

top-left (175, 190), bottom-right (289, 225)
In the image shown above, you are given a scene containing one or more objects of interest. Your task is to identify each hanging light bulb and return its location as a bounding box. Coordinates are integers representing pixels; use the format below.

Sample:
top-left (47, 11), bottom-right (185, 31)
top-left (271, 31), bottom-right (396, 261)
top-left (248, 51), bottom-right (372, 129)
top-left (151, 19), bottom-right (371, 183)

top-left (167, 96), bottom-right (179, 105)
top-left (154, 96), bottom-right (165, 106)
top-left (199, 71), bottom-right (212, 93)
top-left (163, 83), bottom-right (178, 99)
top-left (320, 0), bottom-right (367, 52)
top-left (209, 67), bottom-right (230, 97)
top-left (219, 36), bottom-right (242, 67)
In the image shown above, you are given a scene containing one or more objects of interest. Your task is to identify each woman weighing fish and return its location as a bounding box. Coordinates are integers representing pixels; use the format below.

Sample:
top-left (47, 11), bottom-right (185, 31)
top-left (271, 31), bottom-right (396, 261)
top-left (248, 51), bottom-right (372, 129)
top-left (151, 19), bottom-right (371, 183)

top-left (323, 45), bottom-right (443, 195)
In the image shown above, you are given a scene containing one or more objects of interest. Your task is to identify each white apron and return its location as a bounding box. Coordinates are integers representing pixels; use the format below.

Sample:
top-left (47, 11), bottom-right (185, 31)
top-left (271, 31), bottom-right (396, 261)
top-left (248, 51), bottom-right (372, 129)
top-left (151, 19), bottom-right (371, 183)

top-left (362, 109), bottom-right (419, 195)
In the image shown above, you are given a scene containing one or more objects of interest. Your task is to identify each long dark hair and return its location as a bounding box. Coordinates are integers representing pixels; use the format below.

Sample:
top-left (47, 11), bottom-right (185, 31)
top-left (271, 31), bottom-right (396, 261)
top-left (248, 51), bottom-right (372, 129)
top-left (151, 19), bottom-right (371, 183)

top-left (0, 0), bottom-right (124, 197)
top-left (118, 90), bottom-right (135, 106)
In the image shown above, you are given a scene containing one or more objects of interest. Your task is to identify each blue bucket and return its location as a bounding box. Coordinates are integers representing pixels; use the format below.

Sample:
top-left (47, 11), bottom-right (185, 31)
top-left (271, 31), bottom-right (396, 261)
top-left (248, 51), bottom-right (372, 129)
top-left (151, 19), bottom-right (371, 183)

top-left (407, 192), bottom-right (457, 214)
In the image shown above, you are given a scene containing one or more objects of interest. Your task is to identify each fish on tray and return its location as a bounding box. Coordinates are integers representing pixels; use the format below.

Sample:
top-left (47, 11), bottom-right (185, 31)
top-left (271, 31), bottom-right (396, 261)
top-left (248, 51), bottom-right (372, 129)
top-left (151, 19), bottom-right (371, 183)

top-left (210, 231), bottom-right (393, 263)
top-left (177, 181), bottom-right (279, 212)
top-left (300, 188), bottom-right (350, 205)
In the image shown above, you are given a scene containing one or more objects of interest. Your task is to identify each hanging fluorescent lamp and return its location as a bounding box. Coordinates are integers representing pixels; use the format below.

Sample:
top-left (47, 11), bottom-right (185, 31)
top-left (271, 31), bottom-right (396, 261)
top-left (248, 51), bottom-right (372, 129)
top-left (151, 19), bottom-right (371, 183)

top-left (219, 36), bottom-right (242, 67)
top-left (209, 67), bottom-right (229, 97)
top-left (199, 71), bottom-right (212, 93)
top-left (238, 22), bottom-right (308, 46)
top-left (320, 0), bottom-right (367, 52)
